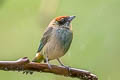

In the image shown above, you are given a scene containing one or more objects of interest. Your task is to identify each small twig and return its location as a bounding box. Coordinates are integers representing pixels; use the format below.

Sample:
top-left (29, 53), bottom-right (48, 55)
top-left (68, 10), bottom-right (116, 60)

top-left (0, 57), bottom-right (98, 80)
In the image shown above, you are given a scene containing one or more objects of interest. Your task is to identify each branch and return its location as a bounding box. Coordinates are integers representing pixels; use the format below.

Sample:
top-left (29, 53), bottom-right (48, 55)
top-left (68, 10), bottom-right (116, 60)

top-left (0, 57), bottom-right (98, 80)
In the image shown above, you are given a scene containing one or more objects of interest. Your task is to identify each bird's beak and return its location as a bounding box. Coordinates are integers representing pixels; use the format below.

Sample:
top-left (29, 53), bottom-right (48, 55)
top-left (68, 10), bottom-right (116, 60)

top-left (68, 16), bottom-right (76, 22)
top-left (65, 16), bottom-right (76, 27)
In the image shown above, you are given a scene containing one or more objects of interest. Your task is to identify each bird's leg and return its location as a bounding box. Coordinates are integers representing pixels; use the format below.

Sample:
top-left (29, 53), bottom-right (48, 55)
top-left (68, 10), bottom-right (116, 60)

top-left (57, 58), bottom-right (70, 68)
top-left (57, 58), bottom-right (65, 66)
top-left (44, 53), bottom-right (52, 69)
top-left (57, 58), bottom-right (71, 74)
top-left (46, 56), bottom-right (52, 69)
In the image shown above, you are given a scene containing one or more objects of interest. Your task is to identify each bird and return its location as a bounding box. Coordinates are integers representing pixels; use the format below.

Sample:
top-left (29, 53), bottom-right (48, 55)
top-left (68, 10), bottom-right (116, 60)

top-left (32, 16), bottom-right (76, 68)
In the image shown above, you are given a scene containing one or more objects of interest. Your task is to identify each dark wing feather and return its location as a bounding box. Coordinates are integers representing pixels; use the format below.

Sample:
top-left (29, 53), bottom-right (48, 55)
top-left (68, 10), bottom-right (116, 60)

top-left (37, 27), bottom-right (53, 53)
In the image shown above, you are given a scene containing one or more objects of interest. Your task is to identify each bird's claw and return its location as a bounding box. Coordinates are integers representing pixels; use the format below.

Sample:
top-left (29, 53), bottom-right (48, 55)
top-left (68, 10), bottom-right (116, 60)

top-left (47, 63), bottom-right (52, 69)
top-left (62, 65), bottom-right (71, 73)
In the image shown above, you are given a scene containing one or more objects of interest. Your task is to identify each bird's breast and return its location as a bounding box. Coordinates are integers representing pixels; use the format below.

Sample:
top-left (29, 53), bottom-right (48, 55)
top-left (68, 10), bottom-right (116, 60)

top-left (43, 28), bottom-right (73, 60)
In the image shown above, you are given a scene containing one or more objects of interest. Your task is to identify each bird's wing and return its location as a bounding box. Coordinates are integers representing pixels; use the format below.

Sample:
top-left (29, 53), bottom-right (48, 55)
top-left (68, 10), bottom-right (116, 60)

top-left (37, 27), bottom-right (53, 53)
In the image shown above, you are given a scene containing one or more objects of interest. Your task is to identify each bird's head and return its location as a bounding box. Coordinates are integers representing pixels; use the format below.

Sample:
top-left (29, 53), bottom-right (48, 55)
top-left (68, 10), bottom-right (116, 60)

top-left (48, 16), bottom-right (76, 29)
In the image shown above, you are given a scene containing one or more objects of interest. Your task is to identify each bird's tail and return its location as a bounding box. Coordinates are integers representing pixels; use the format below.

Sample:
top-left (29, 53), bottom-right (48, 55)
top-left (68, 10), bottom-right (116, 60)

top-left (32, 53), bottom-right (44, 63)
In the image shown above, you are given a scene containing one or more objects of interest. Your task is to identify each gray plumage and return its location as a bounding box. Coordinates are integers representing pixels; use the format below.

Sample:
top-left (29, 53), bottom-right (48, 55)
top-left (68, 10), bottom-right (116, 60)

top-left (37, 27), bottom-right (73, 60)
top-left (32, 16), bottom-right (75, 67)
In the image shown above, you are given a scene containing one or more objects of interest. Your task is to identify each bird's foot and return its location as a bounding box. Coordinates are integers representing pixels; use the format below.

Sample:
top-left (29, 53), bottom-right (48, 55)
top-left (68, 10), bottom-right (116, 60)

top-left (47, 63), bottom-right (52, 69)
top-left (61, 65), bottom-right (71, 75)
top-left (23, 70), bottom-right (33, 75)
top-left (62, 65), bottom-right (71, 71)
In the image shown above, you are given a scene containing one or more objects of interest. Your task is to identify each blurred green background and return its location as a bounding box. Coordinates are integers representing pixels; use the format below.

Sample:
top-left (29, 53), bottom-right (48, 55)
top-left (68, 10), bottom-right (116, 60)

top-left (0, 0), bottom-right (120, 80)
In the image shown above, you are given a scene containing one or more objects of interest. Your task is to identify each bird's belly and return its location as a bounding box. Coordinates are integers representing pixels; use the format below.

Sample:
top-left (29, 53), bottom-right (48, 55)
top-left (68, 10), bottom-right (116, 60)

top-left (43, 28), bottom-right (73, 60)
top-left (43, 38), bottom-right (64, 60)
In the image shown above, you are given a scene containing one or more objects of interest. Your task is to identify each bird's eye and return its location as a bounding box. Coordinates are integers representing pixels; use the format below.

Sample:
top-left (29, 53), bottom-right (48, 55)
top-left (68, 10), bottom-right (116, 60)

top-left (58, 18), bottom-right (66, 25)
top-left (60, 18), bottom-right (65, 22)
